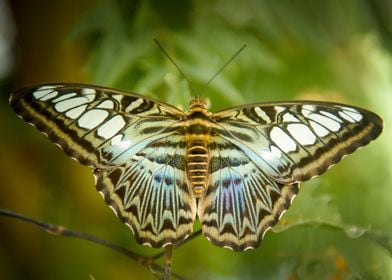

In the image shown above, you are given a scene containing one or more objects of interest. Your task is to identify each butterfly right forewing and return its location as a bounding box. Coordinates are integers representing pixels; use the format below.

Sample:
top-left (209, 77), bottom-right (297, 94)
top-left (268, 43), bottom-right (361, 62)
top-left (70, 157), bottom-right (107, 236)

top-left (213, 101), bottom-right (383, 184)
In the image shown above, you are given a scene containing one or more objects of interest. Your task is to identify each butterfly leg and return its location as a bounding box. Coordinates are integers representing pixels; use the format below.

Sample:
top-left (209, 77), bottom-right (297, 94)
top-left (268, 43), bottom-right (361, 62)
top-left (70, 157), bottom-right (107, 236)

top-left (164, 245), bottom-right (173, 280)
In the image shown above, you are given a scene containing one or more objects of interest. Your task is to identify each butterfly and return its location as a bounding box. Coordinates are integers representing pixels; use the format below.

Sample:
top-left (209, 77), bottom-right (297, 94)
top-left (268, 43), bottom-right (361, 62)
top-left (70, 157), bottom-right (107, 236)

top-left (10, 83), bottom-right (383, 251)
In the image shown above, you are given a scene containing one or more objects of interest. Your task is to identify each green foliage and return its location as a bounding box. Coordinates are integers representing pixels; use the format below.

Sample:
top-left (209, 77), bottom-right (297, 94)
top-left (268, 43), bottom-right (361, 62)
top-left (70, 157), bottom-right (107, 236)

top-left (2, 0), bottom-right (392, 279)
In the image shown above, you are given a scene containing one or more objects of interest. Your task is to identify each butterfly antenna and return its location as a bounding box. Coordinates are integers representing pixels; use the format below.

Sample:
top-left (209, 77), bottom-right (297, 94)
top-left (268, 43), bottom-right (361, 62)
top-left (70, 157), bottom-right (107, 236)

top-left (154, 39), bottom-right (197, 95)
top-left (206, 44), bottom-right (247, 85)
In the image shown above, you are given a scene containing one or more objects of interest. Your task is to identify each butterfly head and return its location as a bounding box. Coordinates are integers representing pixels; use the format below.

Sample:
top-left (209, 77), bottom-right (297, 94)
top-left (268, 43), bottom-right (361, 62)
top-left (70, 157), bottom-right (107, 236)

top-left (188, 96), bottom-right (208, 111)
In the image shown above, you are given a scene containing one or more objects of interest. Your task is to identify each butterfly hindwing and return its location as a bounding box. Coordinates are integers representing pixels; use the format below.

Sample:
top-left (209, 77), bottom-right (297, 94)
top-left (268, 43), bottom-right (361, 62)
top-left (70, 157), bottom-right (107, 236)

top-left (198, 137), bottom-right (299, 251)
top-left (95, 134), bottom-right (196, 247)
top-left (214, 101), bottom-right (383, 184)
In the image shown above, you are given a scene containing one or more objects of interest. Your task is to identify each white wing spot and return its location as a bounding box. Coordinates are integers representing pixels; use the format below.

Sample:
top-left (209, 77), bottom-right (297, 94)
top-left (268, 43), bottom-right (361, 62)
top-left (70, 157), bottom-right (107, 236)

top-left (260, 145), bottom-right (283, 161)
top-left (36, 85), bottom-right (58, 91)
top-left (320, 110), bottom-right (343, 123)
top-left (110, 135), bottom-right (132, 150)
top-left (78, 109), bottom-right (109, 129)
top-left (309, 120), bottom-right (329, 137)
top-left (81, 88), bottom-right (96, 95)
top-left (52, 92), bottom-right (77, 102)
top-left (83, 92), bottom-right (96, 102)
top-left (270, 126), bottom-right (297, 153)
top-left (125, 98), bottom-right (144, 113)
top-left (97, 100), bottom-right (114, 109)
top-left (55, 97), bottom-right (92, 113)
top-left (275, 106), bottom-right (286, 114)
top-left (303, 104), bottom-right (316, 111)
top-left (113, 94), bottom-right (123, 103)
top-left (270, 145), bottom-right (283, 157)
top-left (111, 134), bottom-right (124, 145)
top-left (307, 113), bottom-right (341, 132)
top-left (254, 107), bottom-right (271, 122)
top-left (65, 105), bottom-right (87, 119)
top-left (340, 107), bottom-right (363, 122)
top-left (282, 112), bottom-right (300, 122)
top-left (33, 88), bottom-right (58, 101)
top-left (97, 115), bottom-right (126, 139)
top-left (287, 123), bottom-right (316, 145)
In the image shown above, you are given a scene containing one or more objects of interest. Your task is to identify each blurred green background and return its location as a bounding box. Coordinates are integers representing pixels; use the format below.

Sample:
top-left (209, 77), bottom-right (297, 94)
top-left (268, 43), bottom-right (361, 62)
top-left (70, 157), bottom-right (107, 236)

top-left (0, 0), bottom-right (391, 279)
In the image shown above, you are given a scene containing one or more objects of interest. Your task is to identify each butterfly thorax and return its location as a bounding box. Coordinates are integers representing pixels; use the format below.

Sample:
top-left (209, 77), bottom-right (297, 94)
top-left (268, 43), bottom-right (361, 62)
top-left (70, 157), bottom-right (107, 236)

top-left (185, 97), bottom-right (213, 198)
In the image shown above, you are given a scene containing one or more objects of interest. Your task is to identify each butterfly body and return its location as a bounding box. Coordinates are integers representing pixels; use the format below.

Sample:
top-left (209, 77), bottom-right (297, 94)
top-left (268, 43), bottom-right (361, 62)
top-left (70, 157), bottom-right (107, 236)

top-left (10, 83), bottom-right (383, 251)
top-left (184, 98), bottom-right (214, 197)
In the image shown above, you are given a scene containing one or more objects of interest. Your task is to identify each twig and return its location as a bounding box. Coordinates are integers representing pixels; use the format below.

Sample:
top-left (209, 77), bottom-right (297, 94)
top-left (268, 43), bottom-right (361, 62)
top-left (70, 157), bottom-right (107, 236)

top-left (0, 208), bottom-right (186, 280)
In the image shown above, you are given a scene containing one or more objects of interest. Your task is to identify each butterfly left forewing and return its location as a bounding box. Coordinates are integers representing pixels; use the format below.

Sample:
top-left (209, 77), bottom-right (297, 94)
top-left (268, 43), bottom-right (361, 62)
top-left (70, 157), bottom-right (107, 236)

top-left (10, 84), bottom-right (185, 168)
top-left (214, 101), bottom-right (383, 183)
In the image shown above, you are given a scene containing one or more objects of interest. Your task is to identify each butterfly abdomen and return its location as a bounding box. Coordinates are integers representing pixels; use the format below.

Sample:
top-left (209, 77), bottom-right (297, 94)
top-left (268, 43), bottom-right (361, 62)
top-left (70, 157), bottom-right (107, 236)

top-left (186, 139), bottom-right (210, 198)
top-left (185, 122), bottom-right (211, 197)
top-left (185, 99), bottom-right (213, 197)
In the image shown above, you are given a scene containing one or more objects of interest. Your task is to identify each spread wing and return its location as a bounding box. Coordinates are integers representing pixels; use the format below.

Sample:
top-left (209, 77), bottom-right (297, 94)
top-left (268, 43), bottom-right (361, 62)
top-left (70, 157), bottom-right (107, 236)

top-left (95, 134), bottom-right (196, 247)
top-left (213, 101), bottom-right (383, 183)
top-left (198, 101), bottom-right (382, 251)
top-left (10, 84), bottom-right (196, 247)
top-left (198, 138), bottom-right (299, 251)
top-left (10, 84), bottom-right (185, 168)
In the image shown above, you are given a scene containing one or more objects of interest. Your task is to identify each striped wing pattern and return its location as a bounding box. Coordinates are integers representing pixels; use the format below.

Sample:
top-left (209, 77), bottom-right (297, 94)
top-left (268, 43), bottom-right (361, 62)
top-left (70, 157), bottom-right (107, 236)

top-left (213, 102), bottom-right (382, 184)
top-left (10, 84), bottom-right (195, 246)
top-left (199, 138), bottom-right (299, 251)
top-left (10, 84), bottom-right (185, 167)
top-left (197, 102), bottom-right (382, 250)
top-left (10, 83), bottom-right (383, 251)
top-left (95, 134), bottom-right (196, 247)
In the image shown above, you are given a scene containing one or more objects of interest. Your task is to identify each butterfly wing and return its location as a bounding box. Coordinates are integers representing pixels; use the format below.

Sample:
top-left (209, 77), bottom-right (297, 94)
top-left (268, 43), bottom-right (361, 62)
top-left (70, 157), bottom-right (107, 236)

top-left (198, 138), bottom-right (299, 251)
top-left (95, 134), bottom-right (196, 247)
top-left (198, 101), bottom-right (382, 251)
top-left (10, 84), bottom-right (196, 247)
top-left (10, 84), bottom-right (185, 168)
top-left (213, 101), bottom-right (383, 183)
